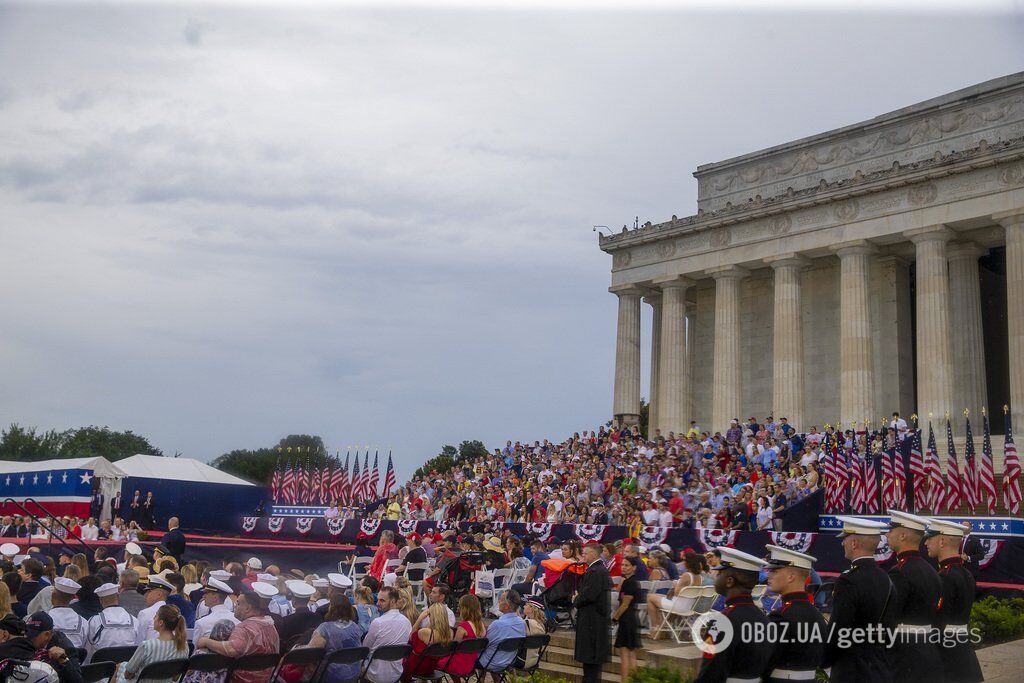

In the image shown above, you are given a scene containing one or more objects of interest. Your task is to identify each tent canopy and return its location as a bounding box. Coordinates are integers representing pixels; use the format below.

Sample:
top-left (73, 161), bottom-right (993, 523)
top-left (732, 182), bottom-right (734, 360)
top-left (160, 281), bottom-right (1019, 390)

top-left (0, 457), bottom-right (127, 479)
top-left (117, 454), bottom-right (255, 487)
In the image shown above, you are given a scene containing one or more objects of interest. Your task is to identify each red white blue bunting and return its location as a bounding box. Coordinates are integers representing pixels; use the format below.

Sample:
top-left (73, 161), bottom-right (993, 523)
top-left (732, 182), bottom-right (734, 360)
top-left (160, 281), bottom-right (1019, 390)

top-left (637, 526), bottom-right (669, 547)
top-left (242, 517), bottom-right (259, 534)
top-left (698, 528), bottom-right (737, 551)
top-left (574, 524), bottom-right (607, 543)
top-left (360, 519), bottom-right (382, 538)
top-left (397, 520), bottom-right (418, 536)
top-left (296, 517), bottom-right (315, 535)
top-left (327, 518), bottom-right (346, 536)
top-left (527, 523), bottom-right (554, 542)
top-left (267, 517), bottom-right (285, 534)
top-left (768, 532), bottom-right (816, 554)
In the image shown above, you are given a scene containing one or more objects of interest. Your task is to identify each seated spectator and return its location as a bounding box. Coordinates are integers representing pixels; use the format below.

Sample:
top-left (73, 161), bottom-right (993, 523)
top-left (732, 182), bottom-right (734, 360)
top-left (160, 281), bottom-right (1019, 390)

top-left (4, 572), bottom-right (26, 618)
top-left (0, 611), bottom-right (83, 683)
top-left (480, 591), bottom-right (526, 677)
top-left (517, 598), bottom-right (547, 670)
top-left (413, 584), bottom-right (455, 629)
top-left (306, 594), bottom-right (362, 683)
top-left (116, 604), bottom-right (188, 683)
top-left (353, 586), bottom-right (379, 636)
top-left (437, 594), bottom-right (486, 679)
top-left (363, 587), bottom-right (413, 683)
top-left (197, 591), bottom-right (280, 683)
top-left (402, 602), bottom-right (453, 682)
top-left (394, 535), bottom-right (427, 581)
top-left (369, 531), bottom-right (399, 582)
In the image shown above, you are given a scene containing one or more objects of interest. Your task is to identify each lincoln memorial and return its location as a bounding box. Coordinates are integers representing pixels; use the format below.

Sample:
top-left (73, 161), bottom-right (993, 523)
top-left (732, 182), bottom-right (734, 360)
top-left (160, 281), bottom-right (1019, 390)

top-left (599, 72), bottom-right (1024, 437)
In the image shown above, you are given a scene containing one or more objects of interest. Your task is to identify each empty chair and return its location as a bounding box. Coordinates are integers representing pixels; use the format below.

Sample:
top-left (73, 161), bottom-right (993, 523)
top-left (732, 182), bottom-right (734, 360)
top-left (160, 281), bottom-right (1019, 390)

top-left (363, 644), bottom-right (413, 683)
top-left (135, 658), bottom-right (190, 683)
top-left (474, 636), bottom-right (525, 683)
top-left (92, 646), bottom-right (138, 664)
top-left (515, 634), bottom-right (550, 675)
top-left (80, 661), bottom-right (116, 683)
top-left (309, 646), bottom-right (368, 683)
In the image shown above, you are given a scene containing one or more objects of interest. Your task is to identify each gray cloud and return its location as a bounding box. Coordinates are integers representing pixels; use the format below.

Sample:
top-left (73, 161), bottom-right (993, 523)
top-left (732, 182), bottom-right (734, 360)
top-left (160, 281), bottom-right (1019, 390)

top-left (183, 17), bottom-right (209, 46)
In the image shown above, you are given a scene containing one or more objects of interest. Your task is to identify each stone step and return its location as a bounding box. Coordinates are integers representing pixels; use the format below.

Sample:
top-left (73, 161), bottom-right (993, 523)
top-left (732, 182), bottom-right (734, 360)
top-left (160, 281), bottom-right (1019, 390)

top-left (537, 660), bottom-right (622, 683)
top-left (543, 645), bottom-right (645, 673)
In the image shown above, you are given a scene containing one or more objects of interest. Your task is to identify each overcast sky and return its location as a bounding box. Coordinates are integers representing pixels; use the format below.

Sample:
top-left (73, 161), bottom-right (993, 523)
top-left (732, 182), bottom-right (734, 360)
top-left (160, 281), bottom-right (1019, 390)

top-left (1, 2), bottom-right (1022, 483)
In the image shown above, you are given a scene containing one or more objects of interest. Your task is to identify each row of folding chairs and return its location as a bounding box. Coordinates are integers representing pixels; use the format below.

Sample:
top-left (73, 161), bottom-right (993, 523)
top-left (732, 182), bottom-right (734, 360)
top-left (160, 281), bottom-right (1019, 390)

top-left (80, 634), bottom-right (552, 683)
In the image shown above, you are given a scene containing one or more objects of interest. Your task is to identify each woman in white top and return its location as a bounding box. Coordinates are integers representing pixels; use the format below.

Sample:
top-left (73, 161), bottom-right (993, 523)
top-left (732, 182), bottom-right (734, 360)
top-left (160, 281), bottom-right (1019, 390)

top-left (755, 496), bottom-right (773, 530)
top-left (646, 553), bottom-right (712, 632)
top-left (117, 604), bottom-right (188, 683)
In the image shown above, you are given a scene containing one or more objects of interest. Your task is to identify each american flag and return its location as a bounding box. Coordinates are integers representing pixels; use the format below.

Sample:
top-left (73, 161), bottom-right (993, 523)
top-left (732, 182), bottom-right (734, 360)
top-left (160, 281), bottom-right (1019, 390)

top-left (821, 433), bottom-right (837, 511)
top-left (367, 452), bottom-right (380, 501)
top-left (964, 416), bottom-right (979, 512)
top-left (908, 428), bottom-right (926, 512)
top-left (382, 452), bottom-right (397, 498)
top-left (271, 461), bottom-right (283, 503)
top-left (350, 454), bottom-right (362, 504)
top-left (282, 461), bottom-right (298, 505)
top-left (319, 465), bottom-right (333, 505)
top-left (892, 441), bottom-right (907, 510)
top-left (1004, 409), bottom-right (1022, 515)
top-left (835, 439), bottom-right (850, 513)
top-left (924, 424), bottom-right (944, 513)
top-left (980, 414), bottom-right (998, 515)
top-left (863, 434), bottom-right (879, 513)
top-left (850, 447), bottom-right (866, 513)
top-left (332, 453), bottom-right (349, 506)
top-left (361, 451), bottom-right (371, 503)
top-left (880, 438), bottom-right (895, 509)
top-left (945, 418), bottom-right (963, 512)
top-left (309, 466), bottom-right (322, 505)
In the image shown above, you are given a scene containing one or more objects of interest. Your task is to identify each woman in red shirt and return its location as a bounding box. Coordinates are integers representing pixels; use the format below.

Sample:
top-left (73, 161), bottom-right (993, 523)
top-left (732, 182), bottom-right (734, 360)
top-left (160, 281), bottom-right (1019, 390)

top-left (402, 602), bottom-right (454, 681)
top-left (437, 594), bottom-right (486, 679)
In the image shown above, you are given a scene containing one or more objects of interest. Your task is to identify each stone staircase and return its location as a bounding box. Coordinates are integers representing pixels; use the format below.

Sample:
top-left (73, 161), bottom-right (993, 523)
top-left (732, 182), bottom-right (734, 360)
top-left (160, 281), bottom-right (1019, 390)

top-left (537, 629), bottom-right (702, 683)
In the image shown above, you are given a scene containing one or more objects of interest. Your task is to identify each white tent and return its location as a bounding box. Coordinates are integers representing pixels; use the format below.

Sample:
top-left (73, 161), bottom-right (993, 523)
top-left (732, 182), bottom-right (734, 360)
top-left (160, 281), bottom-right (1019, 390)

top-left (117, 454), bottom-right (256, 487)
top-left (0, 456), bottom-right (127, 479)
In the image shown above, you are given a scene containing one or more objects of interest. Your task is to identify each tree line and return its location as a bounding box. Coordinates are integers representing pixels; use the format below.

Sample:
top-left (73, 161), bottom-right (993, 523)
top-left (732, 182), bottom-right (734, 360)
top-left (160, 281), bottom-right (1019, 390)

top-left (0, 423), bottom-right (163, 462)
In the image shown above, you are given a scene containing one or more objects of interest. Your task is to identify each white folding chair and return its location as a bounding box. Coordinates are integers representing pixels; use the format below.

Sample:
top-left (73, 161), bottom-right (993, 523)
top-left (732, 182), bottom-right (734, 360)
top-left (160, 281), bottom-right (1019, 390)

top-left (637, 581), bottom-right (654, 629)
top-left (404, 563), bottom-right (430, 607)
top-left (653, 586), bottom-right (703, 643)
top-left (652, 580), bottom-right (675, 595)
top-left (350, 555), bottom-right (374, 580)
top-left (695, 586), bottom-right (719, 614)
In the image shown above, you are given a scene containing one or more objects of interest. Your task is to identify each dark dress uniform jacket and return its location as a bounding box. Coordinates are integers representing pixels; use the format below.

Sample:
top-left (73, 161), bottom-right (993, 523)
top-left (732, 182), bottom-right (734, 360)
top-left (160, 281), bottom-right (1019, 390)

top-left (823, 556), bottom-right (893, 683)
top-left (694, 594), bottom-right (773, 683)
top-left (571, 559), bottom-right (612, 666)
top-left (886, 550), bottom-right (943, 682)
top-left (935, 557), bottom-right (983, 683)
top-left (765, 591), bottom-right (827, 682)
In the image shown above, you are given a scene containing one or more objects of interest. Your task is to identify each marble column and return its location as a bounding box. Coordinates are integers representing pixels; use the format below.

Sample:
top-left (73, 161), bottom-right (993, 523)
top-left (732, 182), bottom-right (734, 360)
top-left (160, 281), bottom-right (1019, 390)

top-left (767, 254), bottom-right (809, 431)
top-left (994, 210), bottom-right (1024, 431)
top-left (709, 266), bottom-right (747, 432)
top-left (653, 277), bottom-right (692, 435)
top-left (611, 285), bottom-right (643, 425)
top-left (906, 226), bottom-right (955, 429)
top-left (948, 241), bottom-right (988, 430)
top-left (832, 241), bottom-right (876, 425)
top-left (645, 293), bottom-right (663, 434)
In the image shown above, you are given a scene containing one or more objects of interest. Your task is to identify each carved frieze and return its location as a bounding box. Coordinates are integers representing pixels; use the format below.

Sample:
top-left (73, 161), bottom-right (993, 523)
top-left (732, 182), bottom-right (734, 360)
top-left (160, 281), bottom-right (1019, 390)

top-left (907, 183), bottom-right (938, 206)
top-left (1000, 162), bottom-right (1024, 186)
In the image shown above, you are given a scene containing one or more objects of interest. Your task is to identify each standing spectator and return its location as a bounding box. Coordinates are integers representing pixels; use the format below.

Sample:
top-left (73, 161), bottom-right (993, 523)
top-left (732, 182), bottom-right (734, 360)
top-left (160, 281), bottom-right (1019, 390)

top-left (612, 556), bottom-right (641, 682)
top-left (573, 541), bottom-right (612, 683)
top-left (164, 518), bottom-right (186, 559)
top-left (129, 490), bottom-right (142, 525)
top-left (110, 491), bottom-right (123, 522)
top-left (480, 591), bottom-right (526, 679)
top-left (771, 488), bottom-right (788, 531)
top-left (306, 594), bottom-right (363, 683)
top-left (116, 604), bottom-right (188, 683)
top-left (142, 492), bottom-right (156, 530)
top-left (756, 496), bottom-right (773, 530)
top-left (363, 587), bottom-right (413, 683)
top-left (198, 591), bottom-right (280, 683)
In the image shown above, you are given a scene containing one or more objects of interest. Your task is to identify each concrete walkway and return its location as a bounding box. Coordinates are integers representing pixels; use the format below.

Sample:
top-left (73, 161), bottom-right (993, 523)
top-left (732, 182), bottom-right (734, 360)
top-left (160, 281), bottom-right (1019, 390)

top-left (977, 638), bottom-right (1024, 683)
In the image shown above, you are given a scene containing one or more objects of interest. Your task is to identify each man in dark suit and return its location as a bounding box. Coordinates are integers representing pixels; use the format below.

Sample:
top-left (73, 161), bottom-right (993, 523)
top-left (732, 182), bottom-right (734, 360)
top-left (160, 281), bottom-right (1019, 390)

top-left (959, 521), bottom-right (985, 576)
top-left (110, 491), bottom-right (123, 521)
top-left (0, 517), bottom-right (13, 537)
top-left (572, 540), bottom-right (611, 683)
top-left (163, 516), bottom-right (186, 559)
top-left (142, 492), bottom-right (156, 529)
top-left (11, 516), bottom-right (28, 538)
top-left (823, 516), bottom-right (894, 683)
top-left (128, 490), bottom-right (142, 523)
top-left (90, 489), bottom-right (104, 520)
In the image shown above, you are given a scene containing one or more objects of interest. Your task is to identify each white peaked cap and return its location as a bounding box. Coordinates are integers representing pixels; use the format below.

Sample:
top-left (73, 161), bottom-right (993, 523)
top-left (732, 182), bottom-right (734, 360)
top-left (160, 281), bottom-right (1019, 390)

top-left (328, 573), bottom-right (352, 588)
top-left (54, 578), bottom-right (81, 594)
top-left (836, 515), bottom-right (890, 537)
top-left (285, 580), bottom-right (316, 597)
top-left (888, 510), bottom-right (930, 532)
top-left (125, 542), bottom-right (143, 556)
top-left (205, 578), bottom-right (233, 595)
top-left (148, 575), bottom-right (174, 590)
top-left (251, 581), bottom-right (279, 599)
top-left (311, 578), bottom-right (329, 589)
top-left (764, 545), bottom-right (817, 570)
top-left (246, 557), bottom-right (263, 569)
top-left (0, 543), bottom-right (19, 556)
top-left (256, 573), bottom-right (275, 583)
top-left (718, 547), bottom-right (767, 572)
top-left (925, 518), bottom-right (968, 538)
top-left (209, 570), bottom-right (231, 581)
top-left (95, 583), bottom-right (119, 598)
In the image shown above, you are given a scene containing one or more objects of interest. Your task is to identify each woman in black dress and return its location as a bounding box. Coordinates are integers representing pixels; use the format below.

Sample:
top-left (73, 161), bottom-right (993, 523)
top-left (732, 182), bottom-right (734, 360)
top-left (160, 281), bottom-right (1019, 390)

top-left (612, 555), bottom-right (642, 681)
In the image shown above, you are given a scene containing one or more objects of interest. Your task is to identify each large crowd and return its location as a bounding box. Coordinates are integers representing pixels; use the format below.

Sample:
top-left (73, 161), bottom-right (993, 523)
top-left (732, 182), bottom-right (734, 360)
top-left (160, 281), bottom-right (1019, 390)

top-left (368, 416), bottom-right (832, 532)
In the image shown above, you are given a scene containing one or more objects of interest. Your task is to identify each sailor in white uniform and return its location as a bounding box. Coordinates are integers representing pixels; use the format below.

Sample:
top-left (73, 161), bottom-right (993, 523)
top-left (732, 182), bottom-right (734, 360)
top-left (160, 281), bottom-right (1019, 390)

top-left (48, 577), bottom-right (88, 648)
top-left (135, 575), bottom-right (172, 643)
top-left (263, 573), bottom-right (293, 618)
top-left (191, 578), bottom-right (239, 651)
top-left (117, 542), bottom-right (144, 576)
top-left (310, 578), bottom-right (330, 611)
top-left (195, 570), bottom-right (234, 620)
top-left (86, 582), bottom-right (139, 660)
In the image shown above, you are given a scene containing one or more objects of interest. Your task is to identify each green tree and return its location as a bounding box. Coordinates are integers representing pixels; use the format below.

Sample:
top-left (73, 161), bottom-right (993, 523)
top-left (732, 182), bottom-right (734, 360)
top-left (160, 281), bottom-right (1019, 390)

top-left (58, 425), bottom-right (162, 461)
top-left (639, 397), bottom-right (650, 439)
top-left (211, 434), bottom-right (335, 485)
top-left (0, 424), bottom-right (65, 461)
top-left (458, 440), bottom-right (488, 461)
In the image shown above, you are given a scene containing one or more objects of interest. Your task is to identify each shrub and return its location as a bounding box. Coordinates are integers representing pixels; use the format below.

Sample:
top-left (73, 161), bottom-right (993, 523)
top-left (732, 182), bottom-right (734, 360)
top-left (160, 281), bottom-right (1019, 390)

top-left (969, 595), bottom-right (1024, 645)
top-left (627, 666), bottom-right (692, 683)
top-left (508, 672), bottom-right (567, 683)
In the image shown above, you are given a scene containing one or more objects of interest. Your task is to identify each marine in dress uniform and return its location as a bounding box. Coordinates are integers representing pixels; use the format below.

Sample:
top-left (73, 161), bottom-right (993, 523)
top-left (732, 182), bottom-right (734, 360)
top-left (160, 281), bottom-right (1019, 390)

top-left (822, 516), bottom-right (894, 683)
top-left (191, 578), bottom-right (239, 650)
top-left (572, 541), bottom-right (612, 683)
top-left (48, 578), bottom-right (88, 648)
top-left (924, 518), bottom-right (984, 683)
top-left (763, 545), bottom-right (827, 683)
top-left (694, 547), bottom-right (774, 683)
top-left (278, 580), bottom-right (323, 650)
top-left (884, 510), bottom-right (943, 683)
top-left (86, 583), bottom-right (139, 659)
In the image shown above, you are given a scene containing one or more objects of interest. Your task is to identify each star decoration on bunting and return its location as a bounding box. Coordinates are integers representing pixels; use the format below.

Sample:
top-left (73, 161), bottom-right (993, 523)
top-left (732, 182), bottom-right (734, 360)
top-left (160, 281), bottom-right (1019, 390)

top-left (46, 474), bottom-right (52, 484)
top-left (18, 476), bottom-right (24, 486)
top-left (80, 472), bottom-right (93, 485)
top-left (1002, 523), bottom-right (1010, 530)
top-left (61, 473), bottom-right (67, 484)
top-left (32, 475), bottom-right (38, 485)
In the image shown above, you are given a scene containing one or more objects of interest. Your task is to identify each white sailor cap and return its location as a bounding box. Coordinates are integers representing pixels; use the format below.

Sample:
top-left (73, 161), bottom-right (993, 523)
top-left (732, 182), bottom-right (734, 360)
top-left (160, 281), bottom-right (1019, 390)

top-left (0, 543), bottom-right (19, 557)
top-left (310, 578), bottom-right (329, 589)
top-left (125, 542), bottom-right (143, 557)
top-left (209, 570), bottom-right (231, 581)
top-left (888, 510), bottom-right (930, 533)
top-left (836, 515), bottom-right (890, 537)
top-left (204, 578), bottom-right (233, 595)
top-left (717, 547), bottom-right (767, 573)
top-left (95, 583), bottom-right (119, 598)
top-left (256, 573), bottom-right (276, 583)
top-left (382, 573), bottom-right (397, 587)
top-left (285, 580), bottom-right (316, 597)
top-left (246, 557), bottom-right (263, 570)
top-left (147, 575), bottom-right (174, 591)
top-left (327, 573), bottom-right (352, 589)
top-left (764, 545), bottom-right (817, 571)
top-left (925, 518), bottom-right (968, 538)
top-left (55, 578), bottom-right (82, 595)
top-left (251, 581), bottom-right (279, 599)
